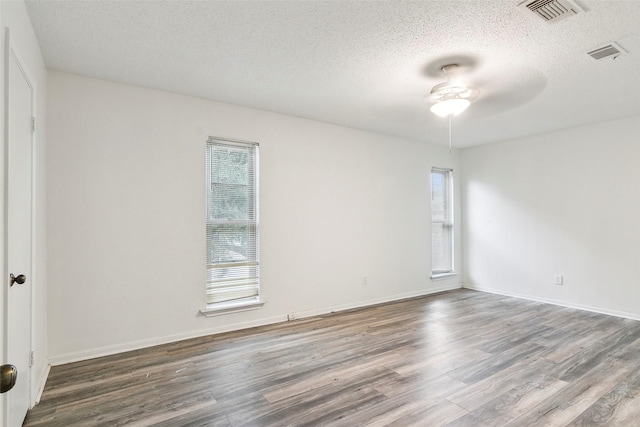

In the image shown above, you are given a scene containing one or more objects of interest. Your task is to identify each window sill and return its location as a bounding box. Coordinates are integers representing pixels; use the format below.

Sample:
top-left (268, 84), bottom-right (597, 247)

top-left (200, 300), bottom-right (266, 317)
top-left (430, 272), bottom-right (457, 281)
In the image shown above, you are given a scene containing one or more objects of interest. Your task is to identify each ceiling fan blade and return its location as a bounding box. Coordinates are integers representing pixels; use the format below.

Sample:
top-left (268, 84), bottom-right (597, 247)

top-left (467, 72), bottom-right (547, 119)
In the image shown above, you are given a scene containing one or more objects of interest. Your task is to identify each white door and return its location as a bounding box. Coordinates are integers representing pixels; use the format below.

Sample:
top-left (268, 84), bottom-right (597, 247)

top-left (5, 48), bottom-right (34, 427)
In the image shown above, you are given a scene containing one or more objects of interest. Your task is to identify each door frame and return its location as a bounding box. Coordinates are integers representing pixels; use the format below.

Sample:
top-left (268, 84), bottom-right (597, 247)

top-left (2, 26), bottom-right (37, 423)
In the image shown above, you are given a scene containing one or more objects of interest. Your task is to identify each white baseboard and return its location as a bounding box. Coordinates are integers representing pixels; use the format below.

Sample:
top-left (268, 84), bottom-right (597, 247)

top-left (464, 283), bottom-right (640, 322)
top-left (292, 282), bottom-right (462, 320)
top-left (49, 283), bottom-right (462, 366)
top-left (33, 363), bottom-right (50, 405)
top-left (48, 314), bottom-right (287, 366)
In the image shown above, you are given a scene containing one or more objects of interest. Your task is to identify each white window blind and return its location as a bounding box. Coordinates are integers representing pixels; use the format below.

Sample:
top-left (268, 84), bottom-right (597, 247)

top-left (206, 137), bottom-right (259, 306)
top-left (431, 168), bottom-right (454, 274)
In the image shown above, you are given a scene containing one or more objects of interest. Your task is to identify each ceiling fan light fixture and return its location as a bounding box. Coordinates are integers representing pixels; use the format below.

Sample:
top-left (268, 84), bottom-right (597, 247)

top-left (430, 97), bottom-right (470, 117)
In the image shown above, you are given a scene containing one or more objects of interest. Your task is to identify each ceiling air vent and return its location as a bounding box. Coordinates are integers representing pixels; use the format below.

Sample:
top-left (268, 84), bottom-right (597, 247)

top-left (587, 42), bottom-right (626, 60)
top-left (518, 0), bottom-right (585, 24)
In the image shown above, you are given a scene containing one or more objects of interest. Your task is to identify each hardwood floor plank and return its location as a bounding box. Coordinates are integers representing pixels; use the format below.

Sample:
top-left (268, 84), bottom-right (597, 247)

top-left (392, 347), bottom-right (492, 378)
top-left (262, 352), bottom-right (402, 403)
top-left (386, 399), bottom-right (468, 427)
top-left (447, 341), bottom-right (547, 385)
top-left (447, 373), bottom-right (568, 426)
top-left (374, 373), bottom-right (467, 401)
top-left (351, 399), bottom-right (444, 427)
top-left (446, 357), bottom-right (557, 412)
top-left (505, 357), bottom-right (636, 426)
top-left (565, 381), bottom-right (640, 426)
top-left (497, 376), bottom-right (568, 419)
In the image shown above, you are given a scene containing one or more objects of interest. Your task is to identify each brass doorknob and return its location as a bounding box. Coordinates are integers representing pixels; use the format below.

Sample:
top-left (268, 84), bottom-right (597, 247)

top-left (0, 364), bottom-right (17, 393)
top-left (9, 274), bottom-right (26, 287)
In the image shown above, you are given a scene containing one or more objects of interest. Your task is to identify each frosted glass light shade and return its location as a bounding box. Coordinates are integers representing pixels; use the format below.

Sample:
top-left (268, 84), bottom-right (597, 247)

top-left (430, 98), bottom-right (470, 117)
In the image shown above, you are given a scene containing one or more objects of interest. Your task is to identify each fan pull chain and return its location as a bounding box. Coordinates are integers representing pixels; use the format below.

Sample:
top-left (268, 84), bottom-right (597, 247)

top-left (448, 116), bottom-right (452, 153)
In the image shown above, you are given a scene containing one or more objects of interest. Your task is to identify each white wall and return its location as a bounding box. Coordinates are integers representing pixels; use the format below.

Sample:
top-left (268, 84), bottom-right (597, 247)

top-left (0, 0), bottom-right (48, 410)
top-left (461, 116), bottom-right (640, 318)
top-left (47, 71), bottom-right (462, 363)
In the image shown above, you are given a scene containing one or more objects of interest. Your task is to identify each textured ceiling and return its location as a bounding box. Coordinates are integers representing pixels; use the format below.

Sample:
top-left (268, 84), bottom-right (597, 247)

top-left (25, 0), bottom-right (640, 147)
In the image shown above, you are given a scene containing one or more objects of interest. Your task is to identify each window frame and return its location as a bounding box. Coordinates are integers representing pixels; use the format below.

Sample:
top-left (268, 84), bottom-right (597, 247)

top-left (202, 137), bottom-right (263, 317)
top-left (430, 167), bottom-right (455, 279)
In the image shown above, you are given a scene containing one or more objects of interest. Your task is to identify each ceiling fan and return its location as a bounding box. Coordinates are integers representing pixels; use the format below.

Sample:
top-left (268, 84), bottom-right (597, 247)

top-left (427, 64), bottom-right (478, 118)
top-left (426, 63), bottom-right (478, 151)
top-left (418, 58), bottom-right (546, 149)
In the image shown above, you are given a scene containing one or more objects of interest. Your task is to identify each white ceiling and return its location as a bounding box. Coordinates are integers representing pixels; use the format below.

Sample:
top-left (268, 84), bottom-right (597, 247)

top-left (25, 0), bottom-right (640, 147)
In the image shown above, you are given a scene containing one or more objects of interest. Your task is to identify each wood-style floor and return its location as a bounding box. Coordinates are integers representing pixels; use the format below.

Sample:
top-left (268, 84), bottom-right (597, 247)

top-left (24, 289), bottom-right (640, 426)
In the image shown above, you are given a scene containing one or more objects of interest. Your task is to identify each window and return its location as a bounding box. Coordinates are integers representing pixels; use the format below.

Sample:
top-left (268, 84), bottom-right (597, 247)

top-left (431, 168), bottom-right (454, 277)
top-left (205, 137), bottom-right (260, 310)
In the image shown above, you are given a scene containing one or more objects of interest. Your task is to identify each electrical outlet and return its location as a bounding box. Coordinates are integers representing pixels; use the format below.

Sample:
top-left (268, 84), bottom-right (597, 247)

top-left (287, 313), bottom-right (296, 321)
top-left (555, 275), bottom-right (563, 286)
top-left (362, 276), bottom-right (368, 286)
